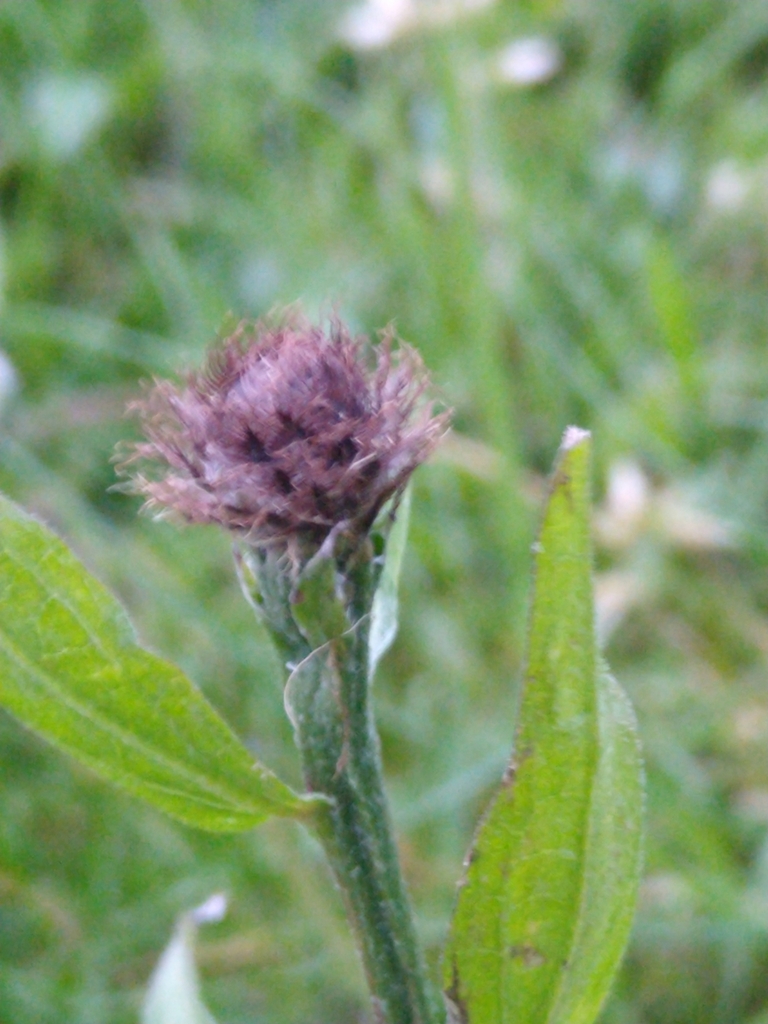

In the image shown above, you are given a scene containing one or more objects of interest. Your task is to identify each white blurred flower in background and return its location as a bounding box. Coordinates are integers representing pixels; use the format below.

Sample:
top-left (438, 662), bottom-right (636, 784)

top-left (340, 0), bottom-right (495, 50)
top-left (594, 459), bottom-right (733, 641)
top-left (26, 74), bottom-right (113, 161)
top-left (496, 36), bottom-right (562, 87)
top-left (706, 159), bottom-right (751, 213)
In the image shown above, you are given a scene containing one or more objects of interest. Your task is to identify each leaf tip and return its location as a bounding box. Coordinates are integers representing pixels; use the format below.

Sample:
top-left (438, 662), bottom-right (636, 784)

top-left (561, 425), bottom-right (591, 451)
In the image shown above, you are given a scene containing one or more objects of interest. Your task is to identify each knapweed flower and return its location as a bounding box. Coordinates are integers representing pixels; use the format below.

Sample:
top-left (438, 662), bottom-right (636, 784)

top-left (122, 315), bottom-right (447, 553)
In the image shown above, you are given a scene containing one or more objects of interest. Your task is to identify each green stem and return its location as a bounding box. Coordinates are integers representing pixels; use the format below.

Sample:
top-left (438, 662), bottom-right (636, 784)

top-left (238, 541), bottom-right (439, 1024)
top-left (292, 620), bottom-right (439, 1024)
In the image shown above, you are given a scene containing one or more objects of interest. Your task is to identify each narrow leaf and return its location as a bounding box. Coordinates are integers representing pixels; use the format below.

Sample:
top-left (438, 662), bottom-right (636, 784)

top-left (545, 669), bottom-right (644, 1023)
top-left (0, 493), bottom-right (313, 831)
top-left (369, 486), bottom-right (411, 677)
top-left (443, 428), bottom-right (644, 1024)
top-left (142, 914), bottom-right (219, 1024)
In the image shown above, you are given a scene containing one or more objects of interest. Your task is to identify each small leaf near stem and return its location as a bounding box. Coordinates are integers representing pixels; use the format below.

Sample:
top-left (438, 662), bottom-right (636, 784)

top-left (443, 427), bottom-right (644, 1024)
top-left (369, 486), bottom-right (411, 677)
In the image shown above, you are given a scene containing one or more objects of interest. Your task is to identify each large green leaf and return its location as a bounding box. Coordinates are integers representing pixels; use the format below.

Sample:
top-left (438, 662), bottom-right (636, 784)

top-left (0, 493), bottom-right (314, 831)
top-left (443, 428), bottom-right (644, 1024)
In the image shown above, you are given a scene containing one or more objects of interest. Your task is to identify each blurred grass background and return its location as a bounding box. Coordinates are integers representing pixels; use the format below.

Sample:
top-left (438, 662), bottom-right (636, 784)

top-left (1, 0), bottom-right (768, 1021)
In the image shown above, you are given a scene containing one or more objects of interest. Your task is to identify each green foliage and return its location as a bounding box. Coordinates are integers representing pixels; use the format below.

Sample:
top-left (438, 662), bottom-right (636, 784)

top-left (1, 0), bottom-right (768, 1021)
top-left (0, 492), bottom-right (311, 831)
top-left (444, 431), bottom-right (643, 1024)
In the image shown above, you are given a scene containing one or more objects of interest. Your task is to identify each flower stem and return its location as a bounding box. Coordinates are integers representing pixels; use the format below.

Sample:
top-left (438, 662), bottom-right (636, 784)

top-left (291, 620), bottom-right (440, 1024)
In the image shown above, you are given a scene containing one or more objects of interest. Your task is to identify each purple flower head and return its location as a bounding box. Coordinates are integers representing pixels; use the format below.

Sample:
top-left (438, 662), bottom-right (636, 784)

top-left (121, 315), bottom-right (447, 552)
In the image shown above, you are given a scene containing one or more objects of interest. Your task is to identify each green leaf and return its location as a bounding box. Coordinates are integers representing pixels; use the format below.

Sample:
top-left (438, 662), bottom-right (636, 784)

top-left (0, 492), bottom-right (314, 831)
top-left (369, 486), bottom-right (411, 677)
top-left (443, 428), bottom-right (644, 1024)
top-left (142, 904), bottom-right (221, 1024)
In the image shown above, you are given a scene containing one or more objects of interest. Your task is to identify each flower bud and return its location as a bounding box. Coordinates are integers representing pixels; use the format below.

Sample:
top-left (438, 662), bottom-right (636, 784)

top-left (121, 314), bottom-right (447, 566)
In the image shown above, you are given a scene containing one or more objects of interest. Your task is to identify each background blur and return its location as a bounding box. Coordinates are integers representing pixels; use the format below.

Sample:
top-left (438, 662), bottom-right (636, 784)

top-left (1, 1), bottom-right (768, 1022)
